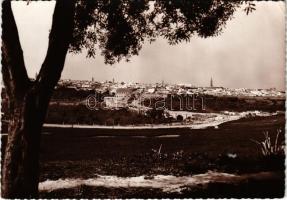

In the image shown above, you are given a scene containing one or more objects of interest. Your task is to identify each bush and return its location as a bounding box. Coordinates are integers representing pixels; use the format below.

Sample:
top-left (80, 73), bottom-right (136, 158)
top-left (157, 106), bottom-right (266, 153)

top-left (251, 130), bottom-right (284, 157)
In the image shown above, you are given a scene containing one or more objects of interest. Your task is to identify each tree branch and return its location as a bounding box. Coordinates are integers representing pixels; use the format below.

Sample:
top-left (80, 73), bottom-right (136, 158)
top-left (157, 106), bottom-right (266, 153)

top-left (2, 0), bottom-right (30, 100)
top-left (37, 0), bottom-right (76, 92)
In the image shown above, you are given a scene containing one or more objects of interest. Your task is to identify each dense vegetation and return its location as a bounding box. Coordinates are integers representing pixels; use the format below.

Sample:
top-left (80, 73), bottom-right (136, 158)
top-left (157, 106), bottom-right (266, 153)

top-left (46, 105), bottom-right (175, 125)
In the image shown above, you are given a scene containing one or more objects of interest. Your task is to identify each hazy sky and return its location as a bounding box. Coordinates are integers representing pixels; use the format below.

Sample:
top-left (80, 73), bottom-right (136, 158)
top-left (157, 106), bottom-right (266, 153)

top-left (12, 1), bottom-right (285, 90)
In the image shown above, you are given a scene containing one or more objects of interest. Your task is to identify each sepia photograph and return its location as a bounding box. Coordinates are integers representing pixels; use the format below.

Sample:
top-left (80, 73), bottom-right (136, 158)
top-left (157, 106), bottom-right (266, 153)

top-left (1, 0), bottom-right (286, 198)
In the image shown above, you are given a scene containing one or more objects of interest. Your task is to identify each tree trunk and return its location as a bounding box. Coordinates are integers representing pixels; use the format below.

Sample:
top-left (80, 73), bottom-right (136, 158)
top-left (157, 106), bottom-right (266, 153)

top-left (2, 90), bottom-right (49, 198)
top-left (1, 0), bottom-right (76, 198)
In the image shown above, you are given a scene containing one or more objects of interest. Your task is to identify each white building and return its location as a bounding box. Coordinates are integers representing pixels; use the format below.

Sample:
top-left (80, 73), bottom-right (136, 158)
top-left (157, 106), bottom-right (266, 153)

top-left (104, 88), bottom-right (133, 108)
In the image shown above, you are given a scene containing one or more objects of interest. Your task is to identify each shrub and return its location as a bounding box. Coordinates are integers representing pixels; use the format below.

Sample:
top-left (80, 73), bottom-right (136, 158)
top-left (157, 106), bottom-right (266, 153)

top-left (251, 129), bottom-right (284, 157)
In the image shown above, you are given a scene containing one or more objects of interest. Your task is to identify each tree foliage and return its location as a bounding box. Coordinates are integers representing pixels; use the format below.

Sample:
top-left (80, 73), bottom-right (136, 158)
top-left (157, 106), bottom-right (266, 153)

top-left (70, 0), bottom-right (244, 64)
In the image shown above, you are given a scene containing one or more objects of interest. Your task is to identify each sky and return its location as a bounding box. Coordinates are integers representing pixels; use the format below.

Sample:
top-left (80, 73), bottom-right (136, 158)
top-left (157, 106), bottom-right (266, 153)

top-left (12, 1), bottom-right (285, 90)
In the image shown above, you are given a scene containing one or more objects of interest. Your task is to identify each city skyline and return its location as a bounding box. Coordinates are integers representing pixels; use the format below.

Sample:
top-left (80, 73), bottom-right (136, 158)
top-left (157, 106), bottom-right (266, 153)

top-left (12, 1), bottom-right (285, 90)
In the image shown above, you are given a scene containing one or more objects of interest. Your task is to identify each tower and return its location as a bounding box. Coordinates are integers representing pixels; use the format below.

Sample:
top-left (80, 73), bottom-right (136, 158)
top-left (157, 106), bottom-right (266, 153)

top-left (210, 77), bottom-right (213, 87)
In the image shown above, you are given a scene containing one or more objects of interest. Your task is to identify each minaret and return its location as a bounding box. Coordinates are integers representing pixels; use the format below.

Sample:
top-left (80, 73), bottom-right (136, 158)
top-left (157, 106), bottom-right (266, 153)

top-left (210, 77), bottom-right (213, 87)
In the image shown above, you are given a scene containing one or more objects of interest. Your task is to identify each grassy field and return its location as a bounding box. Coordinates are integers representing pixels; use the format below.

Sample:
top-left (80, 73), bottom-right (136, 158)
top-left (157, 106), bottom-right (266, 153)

top-left (39, 114), bottom-right (284, 161)
top-left (1, 114), bottom-right (285, 198)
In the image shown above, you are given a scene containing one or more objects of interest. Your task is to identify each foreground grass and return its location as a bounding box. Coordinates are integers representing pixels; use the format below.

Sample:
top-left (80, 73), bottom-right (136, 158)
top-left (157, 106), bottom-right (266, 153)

top-left (2, 114), bottom-right (285, 198)
top-left (40, 151), bottom-right (285, 181)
